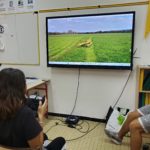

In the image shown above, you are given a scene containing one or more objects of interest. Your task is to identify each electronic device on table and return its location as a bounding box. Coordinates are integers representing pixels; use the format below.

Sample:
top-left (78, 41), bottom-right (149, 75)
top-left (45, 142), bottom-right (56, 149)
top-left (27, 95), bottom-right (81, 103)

top-left (26, 94), bottom-right (45, 112)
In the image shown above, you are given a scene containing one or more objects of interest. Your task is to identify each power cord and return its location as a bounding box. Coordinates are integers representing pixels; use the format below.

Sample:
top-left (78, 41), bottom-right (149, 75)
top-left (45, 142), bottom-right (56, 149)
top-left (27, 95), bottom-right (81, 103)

top-left (70, 68), bottom-right (80, 115)
top-left (65, 68), bottom-right (81, 127)
top-left (75, 120), bottom-right (90, 133)
top-left (66, 122), bottom-right (100, 141)
top-left (46, 120), bottom-right (101, 142)
top-left (105, 70), bottom-right (133, 122)
top-left (112, 70), bottom-right (132, 109)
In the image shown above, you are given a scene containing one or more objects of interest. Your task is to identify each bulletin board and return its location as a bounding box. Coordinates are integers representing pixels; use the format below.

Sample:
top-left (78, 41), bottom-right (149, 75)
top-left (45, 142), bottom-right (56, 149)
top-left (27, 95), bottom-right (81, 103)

top-left (0, 12), bottom-right (40, 65)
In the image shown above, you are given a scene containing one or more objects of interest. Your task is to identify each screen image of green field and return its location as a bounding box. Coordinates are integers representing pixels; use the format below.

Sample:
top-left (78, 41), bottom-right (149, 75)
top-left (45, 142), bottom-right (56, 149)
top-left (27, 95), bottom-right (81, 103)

top-left (48, 32), bottom-right (132, 63)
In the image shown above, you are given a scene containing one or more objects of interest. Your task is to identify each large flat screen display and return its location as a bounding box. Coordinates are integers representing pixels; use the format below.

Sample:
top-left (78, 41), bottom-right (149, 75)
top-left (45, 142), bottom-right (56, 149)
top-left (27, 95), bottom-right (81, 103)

top-left (46, 11), bottom-right (135, 70)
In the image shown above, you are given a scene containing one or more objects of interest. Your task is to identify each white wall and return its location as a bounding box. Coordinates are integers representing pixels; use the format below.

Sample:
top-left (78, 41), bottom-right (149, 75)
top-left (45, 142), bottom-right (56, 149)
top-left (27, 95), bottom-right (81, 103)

top-left (2, 0), bottom-right (150, 119)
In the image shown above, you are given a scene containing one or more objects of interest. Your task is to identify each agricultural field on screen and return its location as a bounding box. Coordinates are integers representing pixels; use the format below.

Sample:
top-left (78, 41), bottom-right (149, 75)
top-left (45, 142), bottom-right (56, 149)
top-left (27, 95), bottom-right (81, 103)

top-left (47, 33), bottom-right (132, 63)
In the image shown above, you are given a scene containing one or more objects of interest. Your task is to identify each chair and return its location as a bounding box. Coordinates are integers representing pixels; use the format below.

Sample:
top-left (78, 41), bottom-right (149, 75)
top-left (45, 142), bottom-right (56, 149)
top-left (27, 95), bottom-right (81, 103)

top-left (0, 145), bottom-right (42, 150)
top-left (0, 137), bottom-right (66, 150)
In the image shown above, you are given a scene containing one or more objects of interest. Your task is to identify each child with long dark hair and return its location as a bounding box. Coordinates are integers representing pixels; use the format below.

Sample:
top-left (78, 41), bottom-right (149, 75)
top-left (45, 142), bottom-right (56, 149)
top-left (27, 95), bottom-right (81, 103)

top-left (0, 68), bottom-right (66, 150)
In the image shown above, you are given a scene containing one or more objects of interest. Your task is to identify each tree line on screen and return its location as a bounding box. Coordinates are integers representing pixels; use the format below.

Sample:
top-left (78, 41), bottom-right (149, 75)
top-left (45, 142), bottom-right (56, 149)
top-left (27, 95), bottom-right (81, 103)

top-left (48, 29), bottom-right (132, 35)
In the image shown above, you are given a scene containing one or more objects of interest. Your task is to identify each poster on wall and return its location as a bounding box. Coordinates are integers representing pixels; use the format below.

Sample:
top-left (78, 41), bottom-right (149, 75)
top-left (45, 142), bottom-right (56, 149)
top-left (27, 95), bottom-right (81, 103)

top-left (0, 24), bottom-right (6, 51)
top-left (0, 0), bottom-right (6, 13)
top-left (17, 0), bottom-right (26, 12)
top-left (27, 0), bottom-right (36, 10)
top-left (17, 0), bottom-right (37, 12)
top-left (7, 0), bottom-right (17, 12)
top-left (0, 0), bottom-right (37, 14)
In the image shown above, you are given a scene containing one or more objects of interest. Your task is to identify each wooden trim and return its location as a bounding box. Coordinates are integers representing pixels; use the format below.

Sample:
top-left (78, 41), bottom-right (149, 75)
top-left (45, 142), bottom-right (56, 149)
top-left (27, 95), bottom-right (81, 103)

top-left (2, 63), bottom-right (40, 66)
top-left (36, 13), bottom-right (40, 65)
top-left (39, 1), bottom-right (149, 13)
top-left (0, 11), bottom-right (35, 16)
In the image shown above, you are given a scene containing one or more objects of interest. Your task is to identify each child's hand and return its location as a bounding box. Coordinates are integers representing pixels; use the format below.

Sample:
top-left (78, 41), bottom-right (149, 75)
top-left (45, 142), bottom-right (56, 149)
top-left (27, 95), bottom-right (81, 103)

top-left (38, 98), bottom-right (48, 121)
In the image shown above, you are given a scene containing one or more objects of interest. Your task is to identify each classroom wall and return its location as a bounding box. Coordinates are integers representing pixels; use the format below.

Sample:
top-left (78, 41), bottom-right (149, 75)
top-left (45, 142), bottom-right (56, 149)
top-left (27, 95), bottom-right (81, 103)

top-left (2, 0), bottom-right (150, 119)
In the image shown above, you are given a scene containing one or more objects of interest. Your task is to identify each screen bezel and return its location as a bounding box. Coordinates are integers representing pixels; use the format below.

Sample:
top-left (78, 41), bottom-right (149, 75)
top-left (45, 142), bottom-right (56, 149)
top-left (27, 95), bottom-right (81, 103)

top-left (46, 11), bottom-right (135, 70)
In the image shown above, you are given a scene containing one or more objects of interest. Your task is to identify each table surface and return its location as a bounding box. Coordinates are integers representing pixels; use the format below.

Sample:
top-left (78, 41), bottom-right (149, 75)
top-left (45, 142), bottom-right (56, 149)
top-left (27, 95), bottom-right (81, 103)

top-left (26, 79), bottom-right (47, 90)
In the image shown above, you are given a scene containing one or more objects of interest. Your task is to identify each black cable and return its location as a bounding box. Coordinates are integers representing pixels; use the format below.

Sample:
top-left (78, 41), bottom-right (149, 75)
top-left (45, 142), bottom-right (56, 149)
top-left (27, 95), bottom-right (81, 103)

top-left (70, 68), bottom-right (80, 115)
top-left (112, 70), bottom-right (132, 109)
top-left (49, 68), bottom-right (81, 119)
top-left (49, 117), bottom-right (65, 123)
top-left (133, 48), bottom-right (137, 56)
top-left (45, 124), bottom-right (58, 134)
top-left (112, 46), bottom-right (138, 108)
top-left (133, 48), bottom-right (140, 59)
top-left (46, 121), bottom-right (100, 142)
top-left (76, 120), bottom-right (90, 133)
top-left (77, 119), bottom-right (84, 126)
top-left (75, 124), bottom-right (82, 130)
top-left (66, 122), bottom-right (100, 141)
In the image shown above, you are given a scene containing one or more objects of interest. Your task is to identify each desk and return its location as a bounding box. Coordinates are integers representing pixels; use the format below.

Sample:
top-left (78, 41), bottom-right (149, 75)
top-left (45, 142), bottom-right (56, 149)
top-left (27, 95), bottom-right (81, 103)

top-left (26, 78), bottom-right (49, 117)
top-left (26, 79), bottom-right (49, 98)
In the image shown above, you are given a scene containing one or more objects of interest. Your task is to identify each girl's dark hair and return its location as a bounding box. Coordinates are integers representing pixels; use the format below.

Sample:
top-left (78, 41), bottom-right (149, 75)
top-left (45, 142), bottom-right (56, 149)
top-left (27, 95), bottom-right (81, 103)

top-left (0, 68), bottom-right (26, 120)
